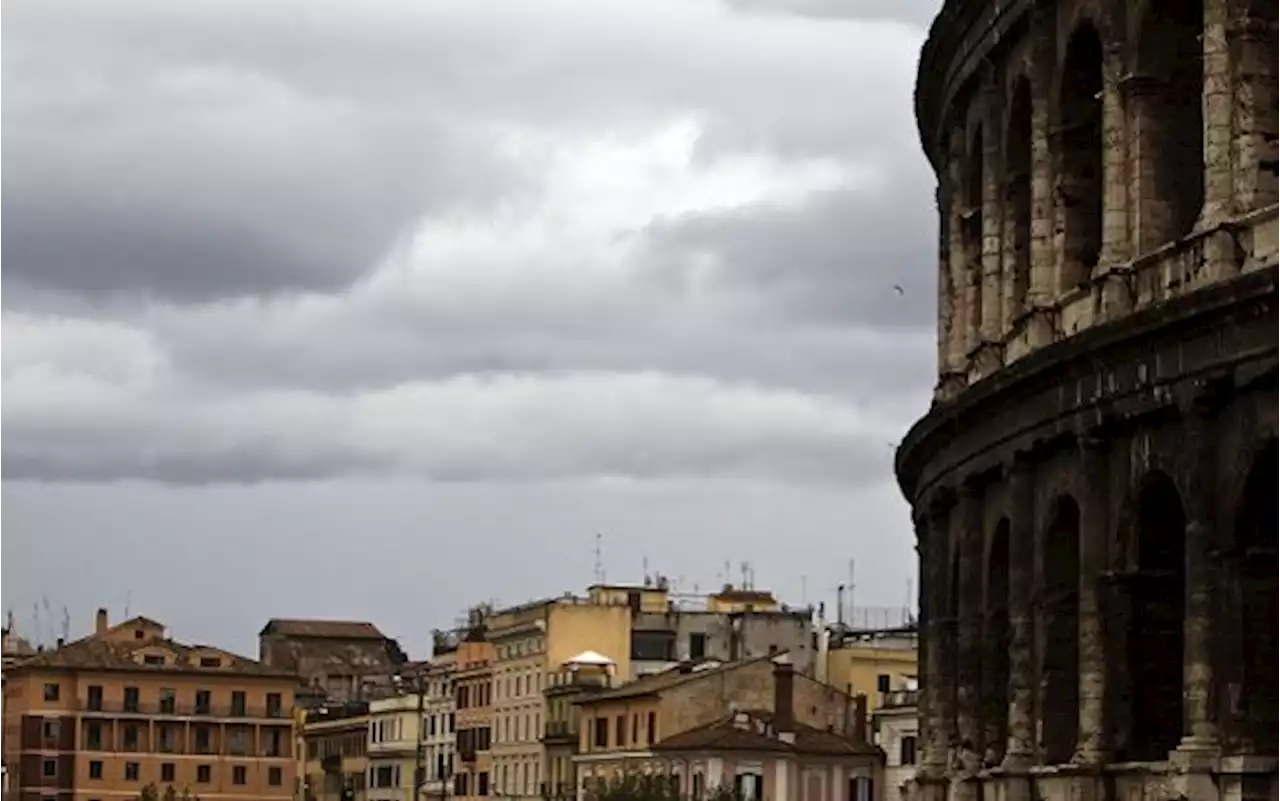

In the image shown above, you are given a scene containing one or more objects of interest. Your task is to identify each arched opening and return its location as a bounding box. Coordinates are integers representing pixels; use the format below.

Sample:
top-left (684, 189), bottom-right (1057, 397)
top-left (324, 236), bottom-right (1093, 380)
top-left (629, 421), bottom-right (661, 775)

top-left (1133, 0), bottom-right (1205, 248)
top-left (1122, 471), bottom-right (1186, 761)
top-left (1005, 78), bottom-right (1033, 317)
top-left (963, 126), bottom-right (985, 347)
top-left (1236, 439), bottom-right (1278, 752)
top-left (983, 518), bottom-right (1011, 763)
top-left (1041, 495), bottom-right (1080, 764)
top-left (1056, 24), bottom-right (1104, 290)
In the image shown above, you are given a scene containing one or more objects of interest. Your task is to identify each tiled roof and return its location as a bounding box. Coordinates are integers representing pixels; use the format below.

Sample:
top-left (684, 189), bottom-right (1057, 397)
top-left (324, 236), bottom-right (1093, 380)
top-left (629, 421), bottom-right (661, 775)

top-left (260, 619), bottom-right (386, 640)
top-left (14, 632), bottom-right (293, 677)
top-left (576, 655), bottom-right (773, 703)
top-left (652, 710), bottom-right (878, 757)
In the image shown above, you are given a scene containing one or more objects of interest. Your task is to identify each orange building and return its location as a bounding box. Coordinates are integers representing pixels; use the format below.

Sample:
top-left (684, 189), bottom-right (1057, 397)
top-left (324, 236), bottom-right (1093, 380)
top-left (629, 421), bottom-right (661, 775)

top-left (452, 630), bottom-right (494, 801)
top-left (2, 610), bottom-right (297, 801)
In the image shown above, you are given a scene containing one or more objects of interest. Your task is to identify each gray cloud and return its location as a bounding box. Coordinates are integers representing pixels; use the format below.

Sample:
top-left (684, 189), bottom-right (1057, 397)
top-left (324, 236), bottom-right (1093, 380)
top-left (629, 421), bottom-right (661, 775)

top-left (1, 0), bottom-right (936, 643)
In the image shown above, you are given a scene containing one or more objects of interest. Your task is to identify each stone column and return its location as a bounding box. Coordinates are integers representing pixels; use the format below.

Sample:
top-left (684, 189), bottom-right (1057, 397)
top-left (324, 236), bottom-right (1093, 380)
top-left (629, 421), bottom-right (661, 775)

top-left (937, 182), bottom-right (958, 381)
top-left (1201, 0), bottom-right (1236, 224)
top-left (1002, 453), bottom-right (1036, 767)
top-left (1074, 433), bottom-right (1110, 763)
top-left (1230, 0), bottom-right (1279, 212)
top-left (947, 128), bottom-right (971, 382)
top-left (1179, 404), bottom-right (1220, 751)
top-left (923, 494), bottom-right (957, 774)
top-left (979, 78), bottom-right (1005, 345)
top-left (955, 481), bottom-right (984, 755)
top-left (1024, 2), bottom-right (1056, 350)
top-left (1099, 34), bottom-right (1134, 321)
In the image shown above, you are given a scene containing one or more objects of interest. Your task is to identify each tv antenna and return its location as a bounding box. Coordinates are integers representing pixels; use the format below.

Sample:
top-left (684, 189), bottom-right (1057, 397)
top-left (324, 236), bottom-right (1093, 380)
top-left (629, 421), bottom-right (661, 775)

top-left (593, 533), bottom-right (606, 584)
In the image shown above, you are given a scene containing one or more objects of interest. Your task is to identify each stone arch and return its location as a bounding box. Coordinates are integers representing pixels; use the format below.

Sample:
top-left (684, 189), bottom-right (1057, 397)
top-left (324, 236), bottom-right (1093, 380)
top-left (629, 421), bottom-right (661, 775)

top-left (1235, 438), bottom-right (1277, 752)
top-left (963, 125), bottom-right (986, 349)
top-left (1004, 76), bottom-right (1033, 319)
top-left (1119, 469), bottom-right (1186, 761)
top-left (982, 516), bottom-right (1011, 764)
top-left (1055, 22), bottom-right (1104, 290)
top-left (1040, 494), bottom-right (1080, 764)
top-left (1131, 0), bottom-right (1204, 249)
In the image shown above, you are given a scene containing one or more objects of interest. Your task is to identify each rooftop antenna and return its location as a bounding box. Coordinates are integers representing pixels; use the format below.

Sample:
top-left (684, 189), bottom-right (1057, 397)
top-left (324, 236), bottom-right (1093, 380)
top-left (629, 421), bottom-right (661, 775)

top-left (847, 559), bottom-right (856, 626)
top-left (61, 607), bottom-right (70, 643)
top-left (723, 560), bottom-right (732, 588)
top-left (642, 554), bottom-right (650, 585)
top-left (593, 533), bottom-right (606, 585)
top-left (740, 561), bottom-right (750, 589)
top-left (124, 590), bottom-right (133, 620)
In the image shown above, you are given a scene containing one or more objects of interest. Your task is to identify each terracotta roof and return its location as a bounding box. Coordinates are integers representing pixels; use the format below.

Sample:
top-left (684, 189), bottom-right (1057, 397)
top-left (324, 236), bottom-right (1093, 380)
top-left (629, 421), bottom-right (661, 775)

top-left (260, 619), bottom-right (386, 640)
top-left (653, 710), bottom-right (878, 757)
top-left (576, 655), bottom-right (772, 703)
top-left (14, 633), bottom-right (293, 677)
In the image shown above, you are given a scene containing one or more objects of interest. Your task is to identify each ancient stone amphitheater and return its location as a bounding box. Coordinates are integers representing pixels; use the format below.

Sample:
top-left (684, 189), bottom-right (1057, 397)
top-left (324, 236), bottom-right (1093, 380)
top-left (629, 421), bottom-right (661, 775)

top-left (894, 1), bottom-right (1277, 800)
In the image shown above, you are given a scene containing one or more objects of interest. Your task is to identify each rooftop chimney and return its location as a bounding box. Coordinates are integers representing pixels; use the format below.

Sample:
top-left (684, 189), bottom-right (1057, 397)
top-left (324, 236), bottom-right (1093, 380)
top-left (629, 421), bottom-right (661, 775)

top-left (95, 608), bottom-right (109, 635)
top-left (773, 658), bottom-right (795, 743)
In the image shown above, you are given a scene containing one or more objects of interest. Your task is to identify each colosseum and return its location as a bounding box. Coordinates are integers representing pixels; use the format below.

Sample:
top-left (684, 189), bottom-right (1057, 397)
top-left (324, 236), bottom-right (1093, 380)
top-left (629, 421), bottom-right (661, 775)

top-left (894, 1), bottom-right (1277, 800)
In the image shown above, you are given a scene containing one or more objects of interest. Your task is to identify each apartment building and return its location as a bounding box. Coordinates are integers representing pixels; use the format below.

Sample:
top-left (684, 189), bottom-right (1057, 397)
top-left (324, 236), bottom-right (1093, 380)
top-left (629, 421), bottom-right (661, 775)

top-left (452, 632), bottom-right (493, 801)
top-left (620, 583), bottom-right (816, 677)
top-left (2, 610), bottom-right (296, 801)
top-left (542, 652), bottom-right (616, 801)
top-left (487, 595), bottom-right (631, 801)
top-left (869, 689), bottom-right (918, 801)
top-left (572, 656), bottom-right (880, 801)
top-left (422, 646), bottom-right (457, 797)
top-left (367, 691), bottom-right (427, 801)
top-left (259, 619), bottom-right (407, 708)
top-left (302, 702), bottom-right (370, 801)
top-left (823, 627), bottom-right (917, 706)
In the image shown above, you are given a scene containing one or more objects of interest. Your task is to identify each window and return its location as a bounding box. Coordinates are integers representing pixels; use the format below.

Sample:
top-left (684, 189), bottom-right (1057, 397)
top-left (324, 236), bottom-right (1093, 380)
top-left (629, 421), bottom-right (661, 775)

top-left (268, 766), bottom-right (282, 786)
top-left (123, 687), bottom-right (140, 713)
top-left (158, 725), bottom-right (176, 753)
top-left (594, 717), bottom-right (608, 748)
top-left (229, 728), bottom-right (248, 755)
top-left (900, 735), bottom-right (917, 766)
top-left (161, 763), bottom-right (175, 783)
top-left (615, 715), bottom-right (626, 747)
top-left (692, 773), bottom-right (705, 800)
top-left (877, 674), bottom-right (892, 694)
top-left (689, 632), bottom-right (707, 660)
top-left (455, 773), bottom-right (470, 796)
top-left (125, 762), bottom-right (140, 781)
top-left (266, 728), bottom-right (284, 757)
top-left (429, 715), bottom-right (437, 736)
top-left (159, 688), bottom-right (176, 714)
top-left (89, 760), bottom-right (104, 779)
top-left (734, 773), bottom-right (762, 801)
top-left (478, 771), bottom-right (490, 796)
top-left (850, 776), bottom-right (874, 801)
top-left (230, 691), bottom-right (246, 716)
top-left (233, 765), bottom-right (247, 785)
top-left (199, 656), bottom-right (221, 668)
top-left (647, 711), bottom-right (657, 745)
top-left (134, 630), bottom-right (145, 640)
top-left (195, 689), bottom-right (211, 714)
top-left (266, 692), bottom-right (283, 717)
top-left (43, 759), bottom-right (57, 778)
top-left (197, 765), bottom-right (212, 784)
top-left (87, 685), bottom-right (103, 710)
top-left (84, 722), bottom-right (103, 751)
top-left (123, 724), bottom-right (140, 752)
top-left (194, 726), bottom-right (212, 753)
top-left (42, 719), bottom-right (60, 744)
top-left (43, 683), bottom-right (60, 702)
top-left (144, 654), bottom-right (165, 665)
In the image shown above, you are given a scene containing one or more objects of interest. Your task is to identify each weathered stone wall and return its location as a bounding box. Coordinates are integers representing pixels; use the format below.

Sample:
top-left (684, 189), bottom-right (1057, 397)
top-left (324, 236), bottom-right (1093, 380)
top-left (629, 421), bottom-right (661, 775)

top-left (901, 1), bottom-right (1279, 800)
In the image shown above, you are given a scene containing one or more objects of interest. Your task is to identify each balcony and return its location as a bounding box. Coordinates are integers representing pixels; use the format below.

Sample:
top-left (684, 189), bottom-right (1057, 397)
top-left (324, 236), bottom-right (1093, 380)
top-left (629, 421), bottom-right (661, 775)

top-left (77, 699), bottom-right (286, 718)
top-left (877, 689), bottom-right (919, 710)
top-left (542, 721), bottom-right (576, 745)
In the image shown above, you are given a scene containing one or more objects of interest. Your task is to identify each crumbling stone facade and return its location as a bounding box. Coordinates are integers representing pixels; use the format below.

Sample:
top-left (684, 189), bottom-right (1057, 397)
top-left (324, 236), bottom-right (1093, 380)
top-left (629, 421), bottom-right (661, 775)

top-left (898, 1), bottom-right (1278, 800)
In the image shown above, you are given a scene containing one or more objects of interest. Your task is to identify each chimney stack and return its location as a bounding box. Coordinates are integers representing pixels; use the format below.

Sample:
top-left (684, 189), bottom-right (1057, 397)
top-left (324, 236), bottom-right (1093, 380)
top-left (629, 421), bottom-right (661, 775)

top-left (852, 693), bottom-right (868, 746)
top-left (836, 585), bottom-right (845, 628)
top-left (773, 657), bottom-right (796, 743)
top-left (95, 608), bottom-right (108, 635)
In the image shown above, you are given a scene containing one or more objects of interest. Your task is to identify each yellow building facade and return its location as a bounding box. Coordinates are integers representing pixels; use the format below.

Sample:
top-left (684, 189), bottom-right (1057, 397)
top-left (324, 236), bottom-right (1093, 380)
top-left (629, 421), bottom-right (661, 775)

top-left (487, 595), bottom-right (632, 801)
top-left (301, 704), bottom-right (370, 801)
top-left (824, 633), bottom-right (918, 708)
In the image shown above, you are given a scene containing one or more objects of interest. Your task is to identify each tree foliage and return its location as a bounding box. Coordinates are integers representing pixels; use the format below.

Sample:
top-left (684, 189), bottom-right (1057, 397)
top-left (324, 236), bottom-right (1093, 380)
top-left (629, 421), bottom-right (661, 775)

top-left (135, 784), bottom-right (200, 801)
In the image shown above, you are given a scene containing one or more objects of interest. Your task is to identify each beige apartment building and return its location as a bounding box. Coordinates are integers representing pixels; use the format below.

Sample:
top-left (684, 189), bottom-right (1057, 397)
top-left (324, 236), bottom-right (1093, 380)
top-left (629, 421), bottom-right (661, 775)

top-left (486, 593), bottom-right (632, 801)
top-left (301, 702), bottom-right (370, 801)
top-left (452, 633), bottom-right (494, 801)
top-left (2, 610), bottom-right (296, 801)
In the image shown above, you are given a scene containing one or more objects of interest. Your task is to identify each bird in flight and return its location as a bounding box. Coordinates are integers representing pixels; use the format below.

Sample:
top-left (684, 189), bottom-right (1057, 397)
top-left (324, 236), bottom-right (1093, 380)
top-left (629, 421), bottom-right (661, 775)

top-left (893, 284), bottom-right (905, 296)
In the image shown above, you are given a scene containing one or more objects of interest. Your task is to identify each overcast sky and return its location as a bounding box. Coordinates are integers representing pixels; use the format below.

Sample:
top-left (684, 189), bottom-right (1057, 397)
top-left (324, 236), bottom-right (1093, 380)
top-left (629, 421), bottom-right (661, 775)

top-left (2, 0), bottom-right (940, 657)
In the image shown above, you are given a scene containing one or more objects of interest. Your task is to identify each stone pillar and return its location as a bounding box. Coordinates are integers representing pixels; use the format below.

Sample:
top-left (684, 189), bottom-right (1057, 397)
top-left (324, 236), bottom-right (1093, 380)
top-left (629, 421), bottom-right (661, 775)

top-left (1024, 0), bottom-right (1054, 348)
top-left (979, 79), bottom-right (1005, 345)
top-left (955, 482), bottom-right (984, 756)
top-left (1099, 37), bottom-right (1131, 269)
top-left (1230, 0), bottom-right (1279, 212)
top-left (1123, 74), bottom-right (1176, 254)
top-left (937, 182), bottom-right (958, 381)
top-left (1002, 454), bottom-right (1036, 767)
top-left (1074, 433), bottom-right (1110, 763)
top-left (947, 128), bottom-right (971, 381)
top-left (923, 494), bottom-right (957, 775)
top-left (1201, 0), bottom-right (1236, 224)
top-left (1179, 404), bottom-right (1220, 751)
